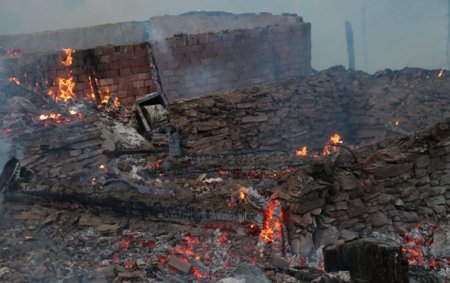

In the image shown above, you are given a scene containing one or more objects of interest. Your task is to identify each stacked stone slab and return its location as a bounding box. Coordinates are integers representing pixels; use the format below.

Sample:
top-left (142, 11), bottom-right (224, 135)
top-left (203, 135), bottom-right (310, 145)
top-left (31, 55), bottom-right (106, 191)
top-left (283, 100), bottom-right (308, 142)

top-left (170, 67), bottom-right (450, 155)
top-left (273, 121), bottom-right (450, 256)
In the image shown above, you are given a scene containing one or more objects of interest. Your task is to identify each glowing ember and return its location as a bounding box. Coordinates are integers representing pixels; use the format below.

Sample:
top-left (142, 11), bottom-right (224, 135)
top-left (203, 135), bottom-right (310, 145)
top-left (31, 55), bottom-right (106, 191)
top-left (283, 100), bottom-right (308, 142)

top-left (192, 266), bottom-right (205, 278)
top-left (239, 191), bottom-right (248, 203)
top-left (36, 111), bottom-right (83, 125)
top-left (438, 68), bottom-right (445, 78)
top-left (0, 129), bottom-right (13, 135)
top-left (9, 77), bottom-right (20, 85)
top-left (61, 48), bottom-right (75, 67)
top-left (99, 164), bottom-right (105, 169)
top-left (39, 113), bottom-right (60, 121)
top-left (295, 146), bottom-right (308, 156)
top-left (6, 48), bottom-right (23, 57)
top-left (113, 96), bottom-right (121, 108)
top-left (401, 223), bottom-right (450, 271)
top-left (395, 121), bottom-right (399, 126)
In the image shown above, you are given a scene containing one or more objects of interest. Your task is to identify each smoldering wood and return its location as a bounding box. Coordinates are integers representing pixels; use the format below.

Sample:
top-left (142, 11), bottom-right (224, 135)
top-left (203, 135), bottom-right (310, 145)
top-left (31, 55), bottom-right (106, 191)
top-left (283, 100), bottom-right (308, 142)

top-left (3, 175), bottom-right (264, 227)
top-left (88, 69), bottom-right (102, 105)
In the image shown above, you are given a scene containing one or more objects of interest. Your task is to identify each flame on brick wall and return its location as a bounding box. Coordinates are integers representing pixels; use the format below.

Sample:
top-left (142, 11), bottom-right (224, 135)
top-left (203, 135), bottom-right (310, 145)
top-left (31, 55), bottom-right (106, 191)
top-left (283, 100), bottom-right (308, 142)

top-left (47, 48), bottom-right (76, 102)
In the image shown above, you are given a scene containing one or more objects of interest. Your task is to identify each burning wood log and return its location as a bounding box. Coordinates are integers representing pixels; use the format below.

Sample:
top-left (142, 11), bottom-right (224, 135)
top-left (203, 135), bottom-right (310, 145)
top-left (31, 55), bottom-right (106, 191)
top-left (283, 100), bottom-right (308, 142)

top-left (88, 69), bottom-right (102, 105)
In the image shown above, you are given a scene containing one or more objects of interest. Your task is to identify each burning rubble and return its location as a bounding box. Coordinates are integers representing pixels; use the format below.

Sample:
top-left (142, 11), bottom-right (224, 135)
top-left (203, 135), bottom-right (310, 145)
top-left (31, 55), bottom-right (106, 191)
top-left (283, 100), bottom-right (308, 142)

top-left (0, 58), bottom-right (450, 282)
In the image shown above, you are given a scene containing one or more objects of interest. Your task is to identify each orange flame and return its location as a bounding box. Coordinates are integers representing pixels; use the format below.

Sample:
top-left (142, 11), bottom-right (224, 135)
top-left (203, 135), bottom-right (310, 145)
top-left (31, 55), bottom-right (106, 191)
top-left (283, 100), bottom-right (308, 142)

top-left (9, 77), bottom-right (20, 85)
top-left (438, 68), bottom-right (445, 78)
top-left (395, 121), bottom-right (399, 126)
top-left (113, 96), bottom-right (121, 108)
top-left (260, 200), bottom-right (283, 244)
top-left (48, 48), bottom-right (76, 102)
top-left (39, 113), bottom-right (60, 120)
top-left (295, 146), bottom-right (308, 156)
top-left (55, 76), bottom-right (76, 102)
top-left (323, 133), bottom-right (343, 156)
top-left (101, 87), bottom-right (111, 104)
top-left (87, 78), bottom-right (121, 109)
top-left (192, 266), bottom-right (205, 278)
top-left (61, 48), bottom-right (75, 67)
top-left (239, 191), bottom-right (248, 203)
top-left (330, 133), bottom-right (343, 145)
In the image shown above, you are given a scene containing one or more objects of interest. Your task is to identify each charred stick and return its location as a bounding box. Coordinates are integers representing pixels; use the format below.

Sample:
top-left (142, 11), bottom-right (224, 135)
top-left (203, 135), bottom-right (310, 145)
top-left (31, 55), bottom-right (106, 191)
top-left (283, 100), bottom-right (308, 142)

top-left (88, 69), bottom-right (102, 105)
top-left (333, 143), bottom-right (359, 164)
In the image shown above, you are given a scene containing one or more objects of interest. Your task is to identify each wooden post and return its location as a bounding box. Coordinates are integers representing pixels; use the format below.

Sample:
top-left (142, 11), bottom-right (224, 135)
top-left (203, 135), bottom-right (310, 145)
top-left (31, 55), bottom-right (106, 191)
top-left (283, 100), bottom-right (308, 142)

top-left (345, 21), bottom-right (355, 70)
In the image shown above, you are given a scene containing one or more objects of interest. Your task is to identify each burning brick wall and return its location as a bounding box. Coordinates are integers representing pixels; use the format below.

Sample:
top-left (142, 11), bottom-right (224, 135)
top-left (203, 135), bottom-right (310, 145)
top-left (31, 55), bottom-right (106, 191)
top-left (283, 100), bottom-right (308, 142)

top-left (0, 13), bottom-right (311, 104)
top-left (1, 43), bottom-right (157, 106)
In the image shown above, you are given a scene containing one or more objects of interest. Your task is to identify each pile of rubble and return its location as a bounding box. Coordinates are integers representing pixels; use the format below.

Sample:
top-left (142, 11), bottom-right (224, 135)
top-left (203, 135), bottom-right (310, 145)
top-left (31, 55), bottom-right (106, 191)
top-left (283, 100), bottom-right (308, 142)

top-left (170, 66), bottom-right (450, 154)
top-left (1, 64), bottom-right (450, 282)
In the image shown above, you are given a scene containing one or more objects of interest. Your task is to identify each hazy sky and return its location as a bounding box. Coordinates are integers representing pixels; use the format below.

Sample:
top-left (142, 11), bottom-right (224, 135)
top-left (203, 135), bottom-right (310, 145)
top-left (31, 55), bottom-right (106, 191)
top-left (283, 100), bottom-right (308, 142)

top-left (0, 0), bottom-right (448, 72)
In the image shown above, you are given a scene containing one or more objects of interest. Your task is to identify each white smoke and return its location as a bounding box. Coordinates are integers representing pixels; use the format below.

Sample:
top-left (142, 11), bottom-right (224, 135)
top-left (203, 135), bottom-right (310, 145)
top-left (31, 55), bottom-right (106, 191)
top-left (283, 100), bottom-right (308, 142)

top-left (0, 0), bottom-right (448, 73)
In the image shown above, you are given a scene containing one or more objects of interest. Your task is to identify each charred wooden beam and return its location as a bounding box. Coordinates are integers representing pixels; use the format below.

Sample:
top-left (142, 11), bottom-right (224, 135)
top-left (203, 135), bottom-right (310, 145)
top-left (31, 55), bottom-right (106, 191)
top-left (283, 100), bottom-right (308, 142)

top-left (324, 238), bottom-right (409, 283)
top-left (88, 69), bottom-right (102, 105)
top-left (2, 169), bottom-right (264, 227)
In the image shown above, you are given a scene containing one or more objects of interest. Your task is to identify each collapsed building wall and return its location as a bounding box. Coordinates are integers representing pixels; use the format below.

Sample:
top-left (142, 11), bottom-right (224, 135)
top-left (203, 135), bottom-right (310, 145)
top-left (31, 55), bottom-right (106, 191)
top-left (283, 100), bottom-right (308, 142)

top-left (275, 121), bottom-right (450, 256)
top-left (169, 67), bottom-right (450, 154)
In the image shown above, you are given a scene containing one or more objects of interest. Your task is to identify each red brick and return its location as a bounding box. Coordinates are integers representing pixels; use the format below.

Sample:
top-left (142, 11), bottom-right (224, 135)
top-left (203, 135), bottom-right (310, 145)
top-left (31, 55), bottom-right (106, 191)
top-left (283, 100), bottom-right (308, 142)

top-left (144, 79), bottom-right (155, 87)
top-left (97, 63), bottom-right (109, 72)
top-left (119, 68), bottom-right (131, 76)
top-left (99, 55), bottom-right (110, 63)
top-left (131, 66), bottom-right (148, 74)
top-left (132, 80), bottom-right (144, 88)
top-left (120, 60), bottom-right (132, 68)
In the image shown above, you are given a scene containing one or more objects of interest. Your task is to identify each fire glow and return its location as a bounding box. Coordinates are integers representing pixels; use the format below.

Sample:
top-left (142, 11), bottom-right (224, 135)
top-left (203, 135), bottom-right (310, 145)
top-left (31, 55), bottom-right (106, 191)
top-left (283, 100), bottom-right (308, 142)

top-left (61, 48), bottom-right (75, 67)
top-left (37, 110), bottom-right (83, 125)
top-left (9, 77), bottom-right (20, 85)
top-left (401, 223), bottom-right (449, 271)
top-left (48, 48), bottom-right (77, 103)
top-left (260, 199), bottom-right (283, 245)
top-left (295, 146), bottom-right (308, 156)
top-left (88, 77), bottom-right (121, 109)
top-left (296, 133), bottom-right (344, 158)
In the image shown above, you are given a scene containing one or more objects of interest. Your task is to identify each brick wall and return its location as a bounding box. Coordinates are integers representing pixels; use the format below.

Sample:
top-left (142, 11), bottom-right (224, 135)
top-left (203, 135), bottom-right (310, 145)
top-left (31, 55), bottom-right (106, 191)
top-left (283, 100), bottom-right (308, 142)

top-left (152, 22), bottom-right (311, 100)
top-left (0, 13), bottom-right (302, 55)
top-left (149, 13), bottom-right (301, 40)
top-left (1, 42), bottom-right (157, 106)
